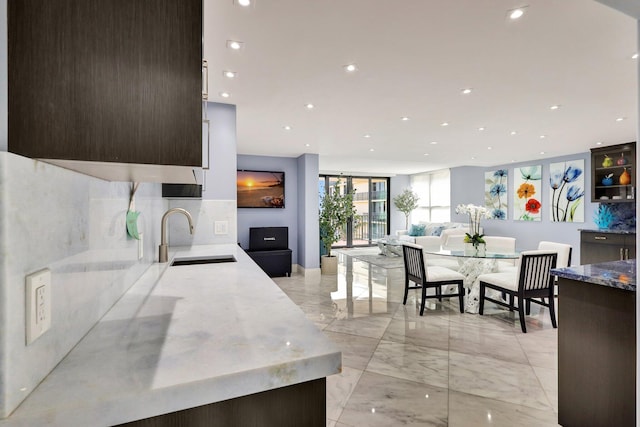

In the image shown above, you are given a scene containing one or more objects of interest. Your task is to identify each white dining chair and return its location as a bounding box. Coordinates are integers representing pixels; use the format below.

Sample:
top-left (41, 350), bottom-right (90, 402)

top-left (478, 250), bottom-right (558, 333)
top-left (538, 241), bottom-right (572, 268)
top-left (402, 243), bottom-right (466, 315)
top-left (483, 236), bottom-right (516, 270)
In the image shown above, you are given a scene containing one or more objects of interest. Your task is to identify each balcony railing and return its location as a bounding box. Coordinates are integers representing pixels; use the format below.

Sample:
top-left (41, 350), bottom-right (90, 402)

top-left (353, 191), bottom-right (387, 201)
top-left (352, 213), bottom-right (387, 241)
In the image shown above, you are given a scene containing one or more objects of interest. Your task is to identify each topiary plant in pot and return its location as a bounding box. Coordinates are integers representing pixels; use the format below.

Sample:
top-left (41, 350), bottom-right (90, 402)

top-left (393, 188), bottom-right (419, 230)
top-left (319, 179), bottom-right (356, 274)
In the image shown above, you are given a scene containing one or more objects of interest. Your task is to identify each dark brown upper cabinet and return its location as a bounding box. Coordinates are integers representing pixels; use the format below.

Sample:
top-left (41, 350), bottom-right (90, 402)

top-left (8, 0), bottom-right (203, 183)
top-left (590, 142), bottom-right (636, 203)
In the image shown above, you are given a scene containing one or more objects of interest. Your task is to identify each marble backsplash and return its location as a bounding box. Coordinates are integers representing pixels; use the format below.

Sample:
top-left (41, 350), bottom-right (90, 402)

top-left (0, 154), bottom-right (237, 419)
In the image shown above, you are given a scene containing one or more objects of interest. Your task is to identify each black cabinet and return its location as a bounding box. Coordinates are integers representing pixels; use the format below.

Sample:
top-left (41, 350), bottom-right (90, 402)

top-left (246, 227), bottom-right (292, 278)
top-left (247, 250), bottom-right (292, 278)
top-left (590, 142), bottom-right (636, 202)
top-left (8, 0), bottom-right (202, 183)
top-left (580, 230), bottom-right (636, 264)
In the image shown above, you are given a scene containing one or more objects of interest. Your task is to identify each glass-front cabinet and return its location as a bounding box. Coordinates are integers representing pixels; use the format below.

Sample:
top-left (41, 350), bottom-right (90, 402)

top-left (590, 142), bottom-right (636, 203)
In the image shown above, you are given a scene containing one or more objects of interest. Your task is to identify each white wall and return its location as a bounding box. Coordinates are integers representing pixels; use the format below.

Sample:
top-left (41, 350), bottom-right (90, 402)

top-left (389, 175), bottom-right (410, 233)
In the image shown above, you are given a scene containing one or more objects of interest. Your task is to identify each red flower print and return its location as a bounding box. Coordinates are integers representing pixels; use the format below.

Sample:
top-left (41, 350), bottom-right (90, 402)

top-left (525, 198), bottom-right (541, 214)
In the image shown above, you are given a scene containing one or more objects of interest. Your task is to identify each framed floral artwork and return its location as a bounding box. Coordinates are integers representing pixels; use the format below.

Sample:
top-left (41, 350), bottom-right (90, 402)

top-left (514, 165), bottom-right (542, 221)
top-left (549, 159), bottom-right (585, 222)
top-left (484, 169), bottom-right (508, 219)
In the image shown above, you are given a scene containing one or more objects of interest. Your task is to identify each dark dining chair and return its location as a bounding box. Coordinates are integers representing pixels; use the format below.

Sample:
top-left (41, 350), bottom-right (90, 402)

top-left (402, 243), bottom-right (466, 315)
top-left (478, 250), bottom-right (557, 333)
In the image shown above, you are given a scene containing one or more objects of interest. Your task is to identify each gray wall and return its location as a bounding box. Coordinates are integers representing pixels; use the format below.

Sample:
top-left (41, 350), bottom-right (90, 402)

top-left (203, 102), bottom-right (237, 200)
top-left (237, 155), bottom-right (299, 263)
top-left (450, 152), bottom-right (603, 264)
top-left (297, 153), bottom-right (320, 269)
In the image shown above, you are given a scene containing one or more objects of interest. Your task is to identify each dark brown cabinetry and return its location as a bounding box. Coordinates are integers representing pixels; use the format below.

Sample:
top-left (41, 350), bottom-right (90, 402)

top-left (590, 142), bottom-right (636, 202)
top-left (580, 230), bottom-right (636, 264)
top-left (558, 277), bottom-right (635, 427)
top-left (8, 0), bottom-right (202, 183)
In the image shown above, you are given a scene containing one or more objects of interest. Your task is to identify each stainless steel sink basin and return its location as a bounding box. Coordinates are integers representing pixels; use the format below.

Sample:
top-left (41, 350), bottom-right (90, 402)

top-left (170, 255), bottom-right (237, 266)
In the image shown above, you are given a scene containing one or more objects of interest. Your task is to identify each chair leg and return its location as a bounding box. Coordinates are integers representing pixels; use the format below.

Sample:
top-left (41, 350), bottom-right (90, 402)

top-left (479, 283), bottom-right (485, 315)
top-left (403, 279), bottom-right (409, 305)
top-left (436, 285), bottom-right (442, 302)
top-left (458, 284), bottom-right (464, 313)
top-left (549, 292), bottom-right (558, 329)
top-left (525, 299), bottom-right (531, 315)
top-left (509, 294), bottom-right (514, 311)
top-left (420, 286), bottom-right (427, 316)
top-left (518, 300), bottom-right (527, 333)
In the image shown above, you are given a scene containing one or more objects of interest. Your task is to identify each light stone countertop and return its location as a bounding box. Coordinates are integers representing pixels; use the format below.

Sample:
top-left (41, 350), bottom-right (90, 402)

top-left (0, 244), bottom-right (342, 427)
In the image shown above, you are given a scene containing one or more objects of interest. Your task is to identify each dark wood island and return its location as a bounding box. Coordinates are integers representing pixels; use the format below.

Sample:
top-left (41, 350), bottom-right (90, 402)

top-left (553, 260), bottom-right (636, 427)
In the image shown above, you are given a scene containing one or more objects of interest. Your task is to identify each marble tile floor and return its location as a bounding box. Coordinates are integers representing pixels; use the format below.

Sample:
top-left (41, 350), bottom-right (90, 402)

top-left (273, 250), bottom-right (560, 426)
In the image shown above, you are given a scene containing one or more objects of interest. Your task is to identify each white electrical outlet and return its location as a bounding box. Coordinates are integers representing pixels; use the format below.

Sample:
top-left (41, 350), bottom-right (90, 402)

top-left (214, 221), bottom-right (228, 235)
top-left (26, 269), bottom-right (52, 345)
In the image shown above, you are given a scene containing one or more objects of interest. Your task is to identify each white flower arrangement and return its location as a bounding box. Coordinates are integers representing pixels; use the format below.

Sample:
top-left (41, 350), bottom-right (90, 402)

top-left (455, 204), bottom-right (491, 245)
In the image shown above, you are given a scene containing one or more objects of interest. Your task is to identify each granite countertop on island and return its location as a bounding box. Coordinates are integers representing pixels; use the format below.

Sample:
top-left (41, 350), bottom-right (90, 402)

top-left (0, 244), bottom-right (341, 427)
top-left (552, 259), bottom-right (636, 292)
top-left (579, 228), bottom-right (636, 235)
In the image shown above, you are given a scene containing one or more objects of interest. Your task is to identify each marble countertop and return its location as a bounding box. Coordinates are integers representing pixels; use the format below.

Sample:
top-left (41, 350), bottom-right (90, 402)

top-left (579, 228), bottom-right (636, 235)
top-left (0, 244), bottom-right (341, 427)
top-left (552, 259), bottom-right (636, 291)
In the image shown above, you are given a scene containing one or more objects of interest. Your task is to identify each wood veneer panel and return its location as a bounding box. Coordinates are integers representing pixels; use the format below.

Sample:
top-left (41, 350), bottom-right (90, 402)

top-left (8, 0), bottom-right (202, 167)
top-left (558, 278), bottom-right (636, 426)
top-left (116, 378), bottom-right (326, 427)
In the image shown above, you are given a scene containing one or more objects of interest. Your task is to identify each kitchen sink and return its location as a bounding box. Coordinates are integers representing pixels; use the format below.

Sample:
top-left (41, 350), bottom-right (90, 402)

top-left (170, 255), bottom-right (237, 266)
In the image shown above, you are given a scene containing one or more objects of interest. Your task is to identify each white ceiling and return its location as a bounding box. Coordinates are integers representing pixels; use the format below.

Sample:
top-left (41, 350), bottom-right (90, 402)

top-left (204, 0), bottom-right (638, 176)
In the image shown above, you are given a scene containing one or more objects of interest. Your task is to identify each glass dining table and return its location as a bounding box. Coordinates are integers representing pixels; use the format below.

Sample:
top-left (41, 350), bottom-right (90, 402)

top-left (422, 247), bottom-right (520, 313)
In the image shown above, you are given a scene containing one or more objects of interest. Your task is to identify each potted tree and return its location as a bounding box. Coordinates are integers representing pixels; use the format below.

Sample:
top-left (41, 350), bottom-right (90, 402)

top-left (393, 188), bottom-right (419, 230)
top-left (319, 179), bottom-right (356, 274)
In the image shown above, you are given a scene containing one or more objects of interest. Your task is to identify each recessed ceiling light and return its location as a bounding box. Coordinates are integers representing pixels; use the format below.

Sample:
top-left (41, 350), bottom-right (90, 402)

top-left (235, 0), bottom-right (251, 6)
top-left (369, 148), bottom-right (375, 152)
top-left (540, 151), bottom-right (545, 155)
top-left (344, 64), bottom-right (357, 72)
top-left (471, 156), bottom-right (476, 160)
top-left (510, 131), bottom-right (517, 135)
top-left (441, 122), bottom-right (449, 126)
top-left (219, 92), bottom-right (230, 98)
top-left (632, 53), bottom-right (638, 60)
top-left (430, 141), bottom-right (438, 145)
top-left (401, 116), bottom-right (410, 121)
top-left (461, 88), bottom-right (472, 95)
top-left (616, 117), bottom-right (625, 122)
top-left (227, 40), bottom-right (243, 50)
top-left (508, 7), bottom-right (527, 20)
top-left (487, 146), bottom-right (492, 150)
top-left (305, 103), bottom-right (314, 109)
top-left (423, 153), bottom-right (429, 156)
top-left (283, 125), bottom-right (291, 130)
top-left (540, 135), bottom-right (546, 139)
top-left (550, 105), bottom-right (560, 110)
top-left (305, 143), bottom-right (310, 147)
top-left (596, 141), bottom-right (603, 145)
top-left (223, 70), bottom-right (237, 78)
top-left (478, 127), bottom-right (485, 131)
top-left (363, 134), bottom-right (371, 138)
top-left (511, 159), bottom-right (516, 163)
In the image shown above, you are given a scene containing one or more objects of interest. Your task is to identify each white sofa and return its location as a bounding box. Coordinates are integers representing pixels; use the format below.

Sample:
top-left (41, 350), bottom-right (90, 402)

top-left (396, 222), bottom-right (474, 251)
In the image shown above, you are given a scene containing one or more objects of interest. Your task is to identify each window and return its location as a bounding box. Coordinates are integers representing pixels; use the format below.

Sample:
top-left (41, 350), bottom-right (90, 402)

top-left (410, 169), bottom-right (450, 223)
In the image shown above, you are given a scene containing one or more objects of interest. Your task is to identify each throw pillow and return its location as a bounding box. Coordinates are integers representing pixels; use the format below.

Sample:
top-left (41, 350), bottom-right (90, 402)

top-left (408, 224), bottom-right (426, 236)
top-left (427, 225), bottom-right (445, 236)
